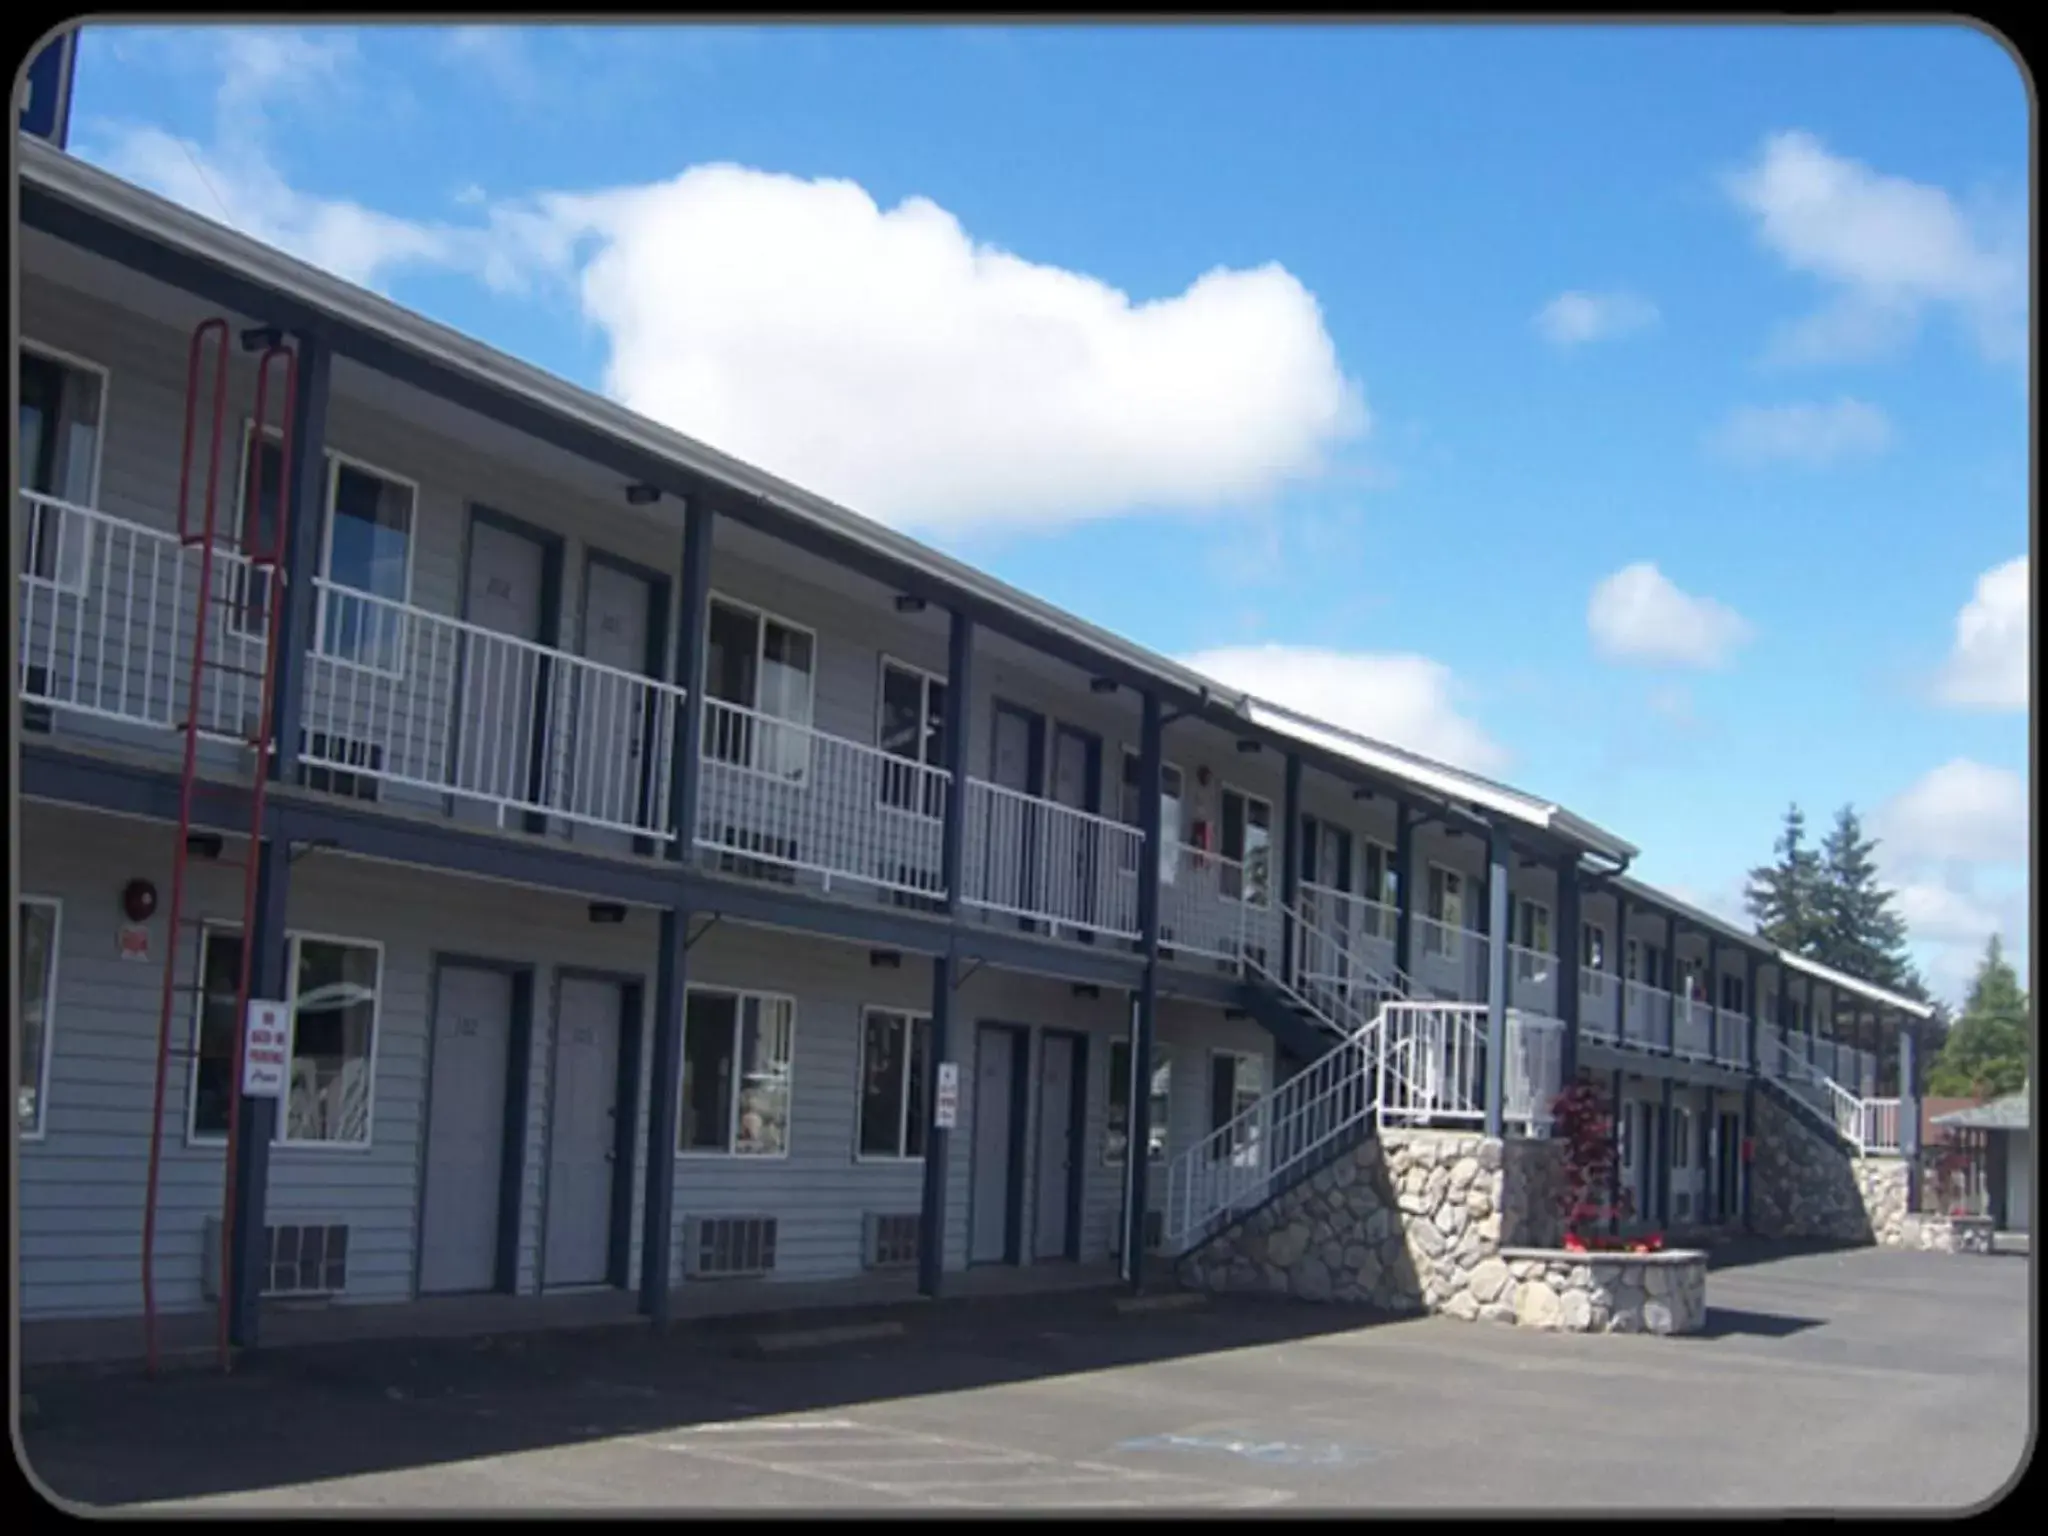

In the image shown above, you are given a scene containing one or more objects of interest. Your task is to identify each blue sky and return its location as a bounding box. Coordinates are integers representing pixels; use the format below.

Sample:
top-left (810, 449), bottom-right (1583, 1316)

top-left (59, 22), bottom-right (2031, 1001)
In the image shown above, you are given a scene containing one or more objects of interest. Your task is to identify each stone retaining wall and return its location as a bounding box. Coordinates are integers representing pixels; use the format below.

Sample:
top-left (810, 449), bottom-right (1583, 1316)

top-left (1751, 1088), bottom-right (1909, 1244)
top-left (1900, 1214), bottom-right (1996, 1254)
top-left (1176, 1128), bottom-right (1638, 1330)
top-left (1494, 1248), bottom-right (1708, 1335)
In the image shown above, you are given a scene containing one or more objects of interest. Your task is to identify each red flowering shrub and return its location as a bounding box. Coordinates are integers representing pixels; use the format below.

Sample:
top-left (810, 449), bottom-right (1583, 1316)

top-left (1549, 1079), bottom-right (1632, 1243)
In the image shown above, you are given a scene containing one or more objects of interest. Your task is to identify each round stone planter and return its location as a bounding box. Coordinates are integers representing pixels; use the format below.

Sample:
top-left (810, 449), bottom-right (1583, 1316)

top-left (1490, 1247), bottom-right (1709, 1335)
top-left (1900, 1214), bottom-right (1997, 1255)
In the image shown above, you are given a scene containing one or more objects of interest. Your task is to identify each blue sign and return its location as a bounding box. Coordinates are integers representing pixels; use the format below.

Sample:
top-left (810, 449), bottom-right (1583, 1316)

top-left (19, 28), bottom-right (77, 148)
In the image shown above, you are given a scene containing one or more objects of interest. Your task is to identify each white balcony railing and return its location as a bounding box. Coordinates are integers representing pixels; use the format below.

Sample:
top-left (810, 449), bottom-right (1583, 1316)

top-left (1713, 1007), bottom-right (1749, 1067)
top-left (1673, 996), bottom-right (1715, 1060)
top-left (1508, 943), bottom-right (1557, 1016)
top-left (304, 580), bottom-right (687, 841)
top-left (960, 778), bottom-right (1143, 939)
top-left (1504, 1010), bottom-right (1566, 1133)
top-left (17, 492), bottom-right (276, 744)
top-left (1298, 881), bottom-right (1400, 949)
top-left (696, 696), bottom-right (953, 902)
top-left (1156, 848), bottom-right (1278, 963)
top-left (1623, 980), bottom-right (1674, 1051)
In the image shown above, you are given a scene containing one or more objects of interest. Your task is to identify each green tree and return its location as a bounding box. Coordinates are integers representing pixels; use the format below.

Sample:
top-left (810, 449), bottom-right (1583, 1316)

top-left (1813, 804), bottom-right (1916, 992)
top-left (1745, 803), bottom-right (1827, 954)
top-left (1925, 934), bottom-right (2032, 1099)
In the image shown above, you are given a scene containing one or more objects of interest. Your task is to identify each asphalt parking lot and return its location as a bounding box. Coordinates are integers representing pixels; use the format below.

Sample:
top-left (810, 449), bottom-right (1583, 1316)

top-left (18, 1242), bottom-right (2032, 1513)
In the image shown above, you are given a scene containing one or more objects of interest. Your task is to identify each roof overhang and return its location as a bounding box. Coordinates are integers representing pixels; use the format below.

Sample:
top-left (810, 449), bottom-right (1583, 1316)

top-left (1931, 1095), bottom-right (2030, 1131)
top-left (1772, 951), bottom-right (1937, 1019)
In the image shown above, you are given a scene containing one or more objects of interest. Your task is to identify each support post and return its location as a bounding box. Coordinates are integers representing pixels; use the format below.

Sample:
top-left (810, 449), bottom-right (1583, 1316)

top-left (1706, 932), bottom-right (1721, 1062)
top-left (1557, 859), bottom-right (1582, 1084)
top-left (1614, 892), bottom-right (1630, 1047)
top-left (1123, 690), bottom-right (1164, 1287)
top-left (1741, 1076), bottom-right (1756, 1232)
top-left (1483, 824), bottom-right (1510, 1138)
top-left (639, 498), bottom-right (713, 1325)
top-left (1657, 1075), bottom-right (1675, 1228)
top-left (1744, 953), bottom-right (1760, 1076)
top-left (1393, 803), bottom-right (1416, 979)
top-left (917, 611), bottom-right (974, 1298)
top-left (225, 835), bottom-right (289, 1348)
top-left (1662, 911), bottom-right (1676, 1053)
top-left (268, 330), bottom-right (330, 785)
top-left (1898, 1014), bottom-right (1921, 1212)
top-left (1806, 980), bottom-right (1820, 1067)
top-left (1279, 752), bottom-right (1301, 986)
top-left (1609, 1067), bottom-right (1625, 1234)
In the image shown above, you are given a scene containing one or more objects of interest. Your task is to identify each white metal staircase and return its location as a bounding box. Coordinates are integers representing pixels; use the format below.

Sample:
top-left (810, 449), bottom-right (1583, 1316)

top-left (1766, 1032), bottom-right (1902, 1156)
top-left (1159, 901), bottom-right (1564, 1253)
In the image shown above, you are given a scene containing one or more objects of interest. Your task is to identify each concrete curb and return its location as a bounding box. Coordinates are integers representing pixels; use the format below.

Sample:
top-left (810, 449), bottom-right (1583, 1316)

top-left (1113, 1291), bottom-right (1206, 1315)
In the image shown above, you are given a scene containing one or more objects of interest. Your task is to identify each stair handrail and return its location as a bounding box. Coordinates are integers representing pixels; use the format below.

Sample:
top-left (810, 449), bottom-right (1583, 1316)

top-left (1768, 1032), bottom-right (1901, 1155)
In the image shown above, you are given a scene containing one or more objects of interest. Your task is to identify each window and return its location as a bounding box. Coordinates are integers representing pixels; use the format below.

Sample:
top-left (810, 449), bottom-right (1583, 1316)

top-left (1582, 922), bottom-right (1607, 971)
top-left (1118, 752), bottom-right (1186, 884)
top-left (1673, 1107), bottom-right (1693, 1170)
top-left (877, 660), bottom-right (947, 817)
top-left (1208, 1051), bottom-right (1266, 1164)
top-left (1105, 1041), bottom-right (1170, 1166)
top-left (1625, 936), bottom-right (1640, 983)
top-left (857, 1007), bottom-right (929, 1159)
top-left (679, 989), bottom-right (794, 1156)
top-left (1425, 865), bottom-right (1464, 957)
top-left (17, 899), bottom-right (60, 1137)
top-left (1515, 899), bottom-right (1551, 955)
top-left (1362, 840), bottom-right (1398, 935)
top-left (705, 598), bottom-right (816, 781)
top-left (1220, 789), bottom-right (1272, 906)
top-left (188, 926), bottom-right (245, 1143)
top-left (1719, 973), bottom-right (1746, 1012)
top-left (316, 457), bottom-right (416, 673)
top-left (282, 936), bottom-right (381, 1146)
top-left (18, 345), bottom-right (105, 591)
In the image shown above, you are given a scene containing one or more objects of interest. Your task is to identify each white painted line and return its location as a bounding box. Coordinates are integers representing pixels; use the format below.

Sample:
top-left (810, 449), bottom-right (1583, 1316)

top-left (682, 1418), bottom-right (868, 1433)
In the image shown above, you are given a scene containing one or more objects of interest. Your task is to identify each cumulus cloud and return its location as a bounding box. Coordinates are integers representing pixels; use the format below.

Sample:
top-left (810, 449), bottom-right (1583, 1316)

top-left (1706, 399), bottom-right (1893, 468)
top-left (1935, 555), bottom-right (2029, 711)
top-left (1724, 129), bottom-right (2026, 367)
top-left (1586, 563), bottom-right (1753, 669)
top-left (1873, 759), bottom-right (2031, 1003)
top-left (1533, 290), bottom-right (1660, 348)
top-left (1177, 645), bottom-right (1508, 776)
top-left (81, 30), bottom-right (1366, 535)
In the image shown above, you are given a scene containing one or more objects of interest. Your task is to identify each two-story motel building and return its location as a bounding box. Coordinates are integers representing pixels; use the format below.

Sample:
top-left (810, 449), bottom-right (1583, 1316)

top-left (12, 138), bottom-right (1936, 1360)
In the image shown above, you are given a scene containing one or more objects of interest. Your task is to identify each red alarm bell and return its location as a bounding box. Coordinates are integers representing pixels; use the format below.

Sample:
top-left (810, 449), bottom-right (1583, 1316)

top-left (121, 878), bottom-right (159, 924)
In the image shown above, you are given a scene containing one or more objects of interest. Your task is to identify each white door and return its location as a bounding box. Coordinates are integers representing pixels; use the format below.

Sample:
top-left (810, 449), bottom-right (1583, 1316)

top-left (545, 976), bottom-right (624, 1288)
top-left (576, 559), bottom-right (656, 850)
top-left (459, 519), bottom-right (548, 821)
top-left (971, 1026), bottom-right (1018, 1264)
top-left (1034, 1034), bottom-right (1076, 1259)
top-left (419, 965), bottom-right (514, 1295)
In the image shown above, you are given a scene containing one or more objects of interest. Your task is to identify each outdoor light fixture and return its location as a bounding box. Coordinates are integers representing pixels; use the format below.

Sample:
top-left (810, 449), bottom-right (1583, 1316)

top-left (1353, 787), bottom-right (1375, 801)
top-left (121, 879), bottom-right (158, 924)
top-left (1071, 983), bottom-right (1100, 999)
top-left (893, 594), bottom-right (926, 614)
top-left (869, 949), bottom-right (902, 969)
top-left (1235, 739), bottom-right (1261, 754)
top-left (625, 483), bottom-right (661, 506)
top-left (1089, 677), bottom-right (1117, 695)
top-left (239, 325), bottom-right (283, 352)
top-left (587, 902), bottom-right (627, 924)
top-left (185, 831), bottom-right (225, 860)
top-left (1224, 1007), bottom-right (1247, 1021)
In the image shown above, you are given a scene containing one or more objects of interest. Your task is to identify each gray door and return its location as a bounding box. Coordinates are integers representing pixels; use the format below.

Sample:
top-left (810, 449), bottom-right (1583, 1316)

top-left (420, 965), bottom-right (514, 1295)
top-left (545, 977), bottom-right (623, 1287)
top-left (460, 519), bottom-right (548, 818)
top-left (971, 1026), bottom-right (1017, 1264)
top-left (1034, 1034), bottom-right (1076, 1259)
top-left (991, 707), bottom-right (1039, 918)
top-left (576, 560), bottom-right (655, 849)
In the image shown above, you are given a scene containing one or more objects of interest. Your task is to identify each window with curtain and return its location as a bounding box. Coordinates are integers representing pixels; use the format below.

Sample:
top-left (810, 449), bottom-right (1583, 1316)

top-left (283, 937), bottom-right (381, 1146)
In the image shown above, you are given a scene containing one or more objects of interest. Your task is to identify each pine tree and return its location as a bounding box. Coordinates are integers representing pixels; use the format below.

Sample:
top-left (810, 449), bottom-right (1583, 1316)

top-left (1745, 803), bottom-right (1826, 954)
top-left (1812, 804), bottom-right (1914, 991)
top-left (1926, 935), bottom-right (2032, 1099)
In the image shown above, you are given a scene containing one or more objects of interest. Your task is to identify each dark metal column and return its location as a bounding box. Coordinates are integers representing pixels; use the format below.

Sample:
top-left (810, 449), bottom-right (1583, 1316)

top-left (1609, 1067), bottom-right (1625, 1234)
top-left (1393, 803), bottom-right (1416, 980)
top-left (1483, 824), bottom-right (1511, 1137)
top-left (226, 837), bottom-right (289, 1348)
top-left (268, 330), bottom-right (330, 785)
top-left (1279, 752), bottom-right (1301, 986)
top-left (1557, 859), bottom-right (1582, 1084)
top-left (1898, 1013), bottom-right (1922, 1212)
top-left (1657, 1075), bottom-right (1675, 1228)
top-left (919, 611), bottom-right (974, 1298)
top-left (639, 497), bottom-right (713, 1325)
top-left (1123, 690), bottom-right (1164, 1287)
top-left (1614, 891), bottom-right (1631, 1049)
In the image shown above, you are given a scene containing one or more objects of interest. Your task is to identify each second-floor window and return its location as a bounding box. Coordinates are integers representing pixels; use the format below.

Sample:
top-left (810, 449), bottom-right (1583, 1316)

top-left (1583, 921), bottom-right (1607, 970)
top-left (877, 660), bottom-right (946, 817)
top-left (18, 344), bottom-right (104, 591)
top-left (1515, 898), bottom-right (1552, 956)
top-left (1118, 753), bottom-right (1185, 885)
top-left (705, 597), bottom-right (815, 782)
top-left (1220, 788), bottom-right (1272, 907)
top-left (1362, 840), bottom-right (1398, 934)
top-left (1425, 865), bottom-right (1464, 956)
top-left (1720, 972), bottom-right (1746, 1012)
top-left (317, 457), bottom-right (417, 674)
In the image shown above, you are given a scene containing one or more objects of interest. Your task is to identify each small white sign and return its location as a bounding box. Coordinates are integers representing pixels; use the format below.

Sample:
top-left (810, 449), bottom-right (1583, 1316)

top-left (242, 1000), bottom-right (291, 1098)
top-left (933, 1061), bottom-right (960, 1130)
top-left (117, 923), bottom-right (150, 962)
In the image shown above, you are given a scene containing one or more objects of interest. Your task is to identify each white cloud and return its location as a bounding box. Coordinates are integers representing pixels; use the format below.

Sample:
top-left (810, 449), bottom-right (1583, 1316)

top-left (1935, 555), bottom-right (2029, 711)
top-left (1176, 645), bottom-right (1508, 776)
top-left (1586, 562), bottom-right (1753, 669)
top-left (1533, 290), bottom-right (1660, 348)
top-left (1706, 399), bottom-right (1893, 468)
top-left (1724, 129), bottom-right (2026, 367)
top-left (84, 36), bottom-right (1367, 536)
top-left (439, 25), bottom-right (542, 101)
top-left (1874, 759), bottom-right (2031, 1004)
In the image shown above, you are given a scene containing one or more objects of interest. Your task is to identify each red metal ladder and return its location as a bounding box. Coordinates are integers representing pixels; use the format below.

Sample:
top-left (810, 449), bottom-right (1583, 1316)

top-left (138, 319), bottom-right (300, 1378)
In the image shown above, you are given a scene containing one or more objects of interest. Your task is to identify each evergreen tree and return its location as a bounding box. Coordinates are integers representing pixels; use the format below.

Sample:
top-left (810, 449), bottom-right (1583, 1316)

top-left (1926, 935), bottom-right (2032, 1099)
top-left (1744, 806), bottom-right (1826, 950)
top-left (1745, 803), bottom-right (1826, 954)
top-left (1813, 804), bottom-right (1914, 991)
